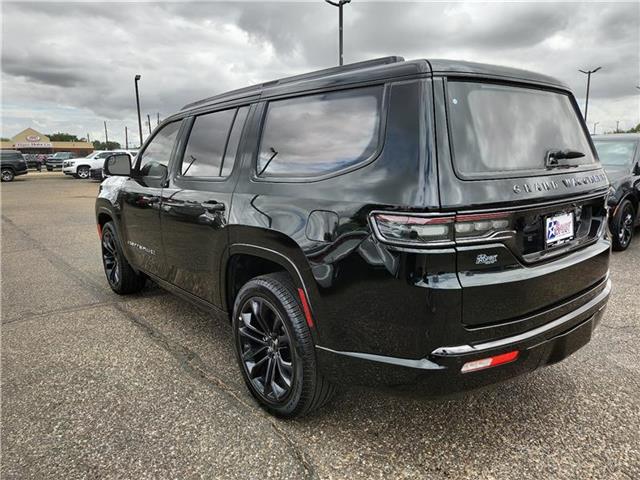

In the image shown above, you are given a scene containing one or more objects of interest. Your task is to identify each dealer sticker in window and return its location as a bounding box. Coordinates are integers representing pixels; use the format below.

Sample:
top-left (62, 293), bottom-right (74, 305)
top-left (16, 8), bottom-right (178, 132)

top-left (545, 212), bottom-right (574, 246)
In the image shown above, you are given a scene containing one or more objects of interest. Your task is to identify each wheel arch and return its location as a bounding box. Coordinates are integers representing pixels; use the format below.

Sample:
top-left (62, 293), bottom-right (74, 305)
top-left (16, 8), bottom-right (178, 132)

top-left (223, 242), bottom-right (314, 320)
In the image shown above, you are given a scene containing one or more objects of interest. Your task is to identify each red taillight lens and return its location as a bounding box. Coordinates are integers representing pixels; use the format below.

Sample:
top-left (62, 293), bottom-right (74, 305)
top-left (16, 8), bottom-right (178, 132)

top-left (371, 211), bottom-right (513, 245)
top-left (373, 214), bottom-right (454, 245)
top-left (461, 350), bottom-right (519, 373)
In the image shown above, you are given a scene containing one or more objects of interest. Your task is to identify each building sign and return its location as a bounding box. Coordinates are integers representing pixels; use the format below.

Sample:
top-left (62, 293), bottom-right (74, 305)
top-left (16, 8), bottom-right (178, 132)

top-left (25, 135), bottom-right (41, 142)
top-left (15, 142), bottom-right (53, 148)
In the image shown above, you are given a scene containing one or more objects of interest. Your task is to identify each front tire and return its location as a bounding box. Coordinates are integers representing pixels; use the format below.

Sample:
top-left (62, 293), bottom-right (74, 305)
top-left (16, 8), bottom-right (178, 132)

top-left (100, 222), bottom-right (146, 294)
top-left (77, 166), bottom-right (90, 179)
top-left (232, 273), bottom-right (335, 418)
top-left (612, 200), bottom-right (635, 251)
top-left (1, 168), bottom-right (15, 182)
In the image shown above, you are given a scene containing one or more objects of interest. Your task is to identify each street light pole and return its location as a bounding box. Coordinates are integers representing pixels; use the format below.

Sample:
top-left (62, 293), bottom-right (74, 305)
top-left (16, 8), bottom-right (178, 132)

top-left (125, 126), bottom-right (129, 149)
top-left (134, 74), bottom-right (143, 147)
top-left (593, 122), bottom-right (599, 135)
top-left (325, 0), bottom-right (351, 66)
top-left (104, 121), bottom-right (109, 146)
top-left (578, 67), bottom-right (601, 122)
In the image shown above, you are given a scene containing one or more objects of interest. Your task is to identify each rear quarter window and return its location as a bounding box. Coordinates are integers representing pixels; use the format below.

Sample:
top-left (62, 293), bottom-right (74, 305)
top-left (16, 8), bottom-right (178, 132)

top-left (257, 86), bottom-right (384, 178)
top-left (446, 81), bottom-right (595, 178)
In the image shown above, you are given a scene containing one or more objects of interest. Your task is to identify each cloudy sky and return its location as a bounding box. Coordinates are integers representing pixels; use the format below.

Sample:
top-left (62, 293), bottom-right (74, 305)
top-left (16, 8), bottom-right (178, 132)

top-left (1, 1), bottom-right (639, 146)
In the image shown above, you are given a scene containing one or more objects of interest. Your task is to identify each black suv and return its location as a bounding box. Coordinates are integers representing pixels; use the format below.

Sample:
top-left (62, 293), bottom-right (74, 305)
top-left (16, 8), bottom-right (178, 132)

top-left (593, 133), bottom-right (640, 250)
top-left (46, 152), bottom-right (75, 170)
top-left (1, 150), bottom-right (28, 182)
top-left (96, 57), bottom-right (612, 417)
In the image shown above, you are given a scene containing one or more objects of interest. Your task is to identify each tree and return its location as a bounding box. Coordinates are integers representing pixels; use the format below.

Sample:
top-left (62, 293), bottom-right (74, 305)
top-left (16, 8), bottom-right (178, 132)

top-left (0, 137), bottom-right (10, 141)
top-left (92, 140), bottom-right (122, 150)
top-left (626, 123), bottom-right (640, 133)
top-left (47, 132), bottom-right (80, 142)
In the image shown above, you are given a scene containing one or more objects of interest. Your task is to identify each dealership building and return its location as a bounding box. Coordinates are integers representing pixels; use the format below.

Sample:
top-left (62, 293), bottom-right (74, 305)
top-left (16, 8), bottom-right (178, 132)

top-left (1, 128), bottom-right (93, 156)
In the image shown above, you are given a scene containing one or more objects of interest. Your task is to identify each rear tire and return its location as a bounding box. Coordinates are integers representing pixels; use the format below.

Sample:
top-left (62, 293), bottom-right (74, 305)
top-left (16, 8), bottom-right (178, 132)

top-left (612, 200), bottom-right (635, 251)
top-left (232, 272), bottom-right (335, 418)
top-left (1, 168), bottom-right (15, 182)
top-left (100, 222), bottom-right (146, 294)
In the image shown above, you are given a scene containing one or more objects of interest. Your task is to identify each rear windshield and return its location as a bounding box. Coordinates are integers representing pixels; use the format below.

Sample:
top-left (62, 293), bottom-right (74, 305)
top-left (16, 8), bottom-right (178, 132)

top-left (593, 140), bottom-right (637, 166)
top-left (447, 81), bottom-right (595, 177)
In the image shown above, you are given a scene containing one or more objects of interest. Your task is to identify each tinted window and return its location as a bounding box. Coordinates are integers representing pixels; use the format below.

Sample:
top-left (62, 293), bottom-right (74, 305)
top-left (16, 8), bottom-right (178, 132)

top-left (447, 81), bottom-right (595, 176)
top-left (181, 109), bottom-right (236, 177)
top-left (221, 106), bottom-right (249, 177)
top-left (97, 152), bottom-right (112, 159)
top-left (593, 140), bottom-right (637, 167)
top-left (257, 86), bottom-right (383, 177)
top-left (138, 121), bottom-right (181, 178)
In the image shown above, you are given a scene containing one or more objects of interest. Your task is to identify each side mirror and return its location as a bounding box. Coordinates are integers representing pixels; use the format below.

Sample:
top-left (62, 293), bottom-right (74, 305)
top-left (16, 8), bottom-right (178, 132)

top-left (103, 154), bottom-right (131, 177)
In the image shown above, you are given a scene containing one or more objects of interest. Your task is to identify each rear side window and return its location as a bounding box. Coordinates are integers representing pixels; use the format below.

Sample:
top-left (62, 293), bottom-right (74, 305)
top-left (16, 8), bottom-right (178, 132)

top-left (257, 86), bottom-right (383, 177)
top-left (447, 81), bottom-right (595, 177)
top-left (180, 106), bottom-right (249, 178)
top-left (593, 140), bottom-right (637, 167)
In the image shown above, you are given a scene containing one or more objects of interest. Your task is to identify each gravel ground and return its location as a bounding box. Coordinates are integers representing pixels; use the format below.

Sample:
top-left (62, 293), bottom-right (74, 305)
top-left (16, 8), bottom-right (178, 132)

top-left (2, 172), bottom-right (639, 479)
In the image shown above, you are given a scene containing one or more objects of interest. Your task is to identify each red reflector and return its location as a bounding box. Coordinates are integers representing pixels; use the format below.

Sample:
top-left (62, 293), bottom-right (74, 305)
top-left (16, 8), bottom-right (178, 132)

top-left (297, 288), bottom-right (314, 328)
top-left (461, 350), bottom-right (519, 373)
top-left (97, 223), bottom-right (102, 238)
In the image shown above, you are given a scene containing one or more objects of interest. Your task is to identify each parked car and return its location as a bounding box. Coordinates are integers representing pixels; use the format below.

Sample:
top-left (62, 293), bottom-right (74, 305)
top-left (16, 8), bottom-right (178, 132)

top-left (96, 57), bottom-right (612, 418)
top-left (63, 150), bottom-right (113, 179)
top-left (593, 133), bottom-right (640, 250)
top-left (0, 150), bottom-right (28, 181)
top-left (23, 153), bottom-right (44, 170)
top-left (88, 150), bottom-right (137, 181)
top-left (46, 152), bottom-right (75, 171)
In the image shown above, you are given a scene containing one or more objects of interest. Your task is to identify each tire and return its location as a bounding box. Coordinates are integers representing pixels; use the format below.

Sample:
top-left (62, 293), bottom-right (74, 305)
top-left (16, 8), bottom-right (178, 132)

top-left (100, 222), bottom-right (146, 294)
top-left (77, 166), bottom-right (90, 179)
top-left (1, 168), bottom-right (15, 182)
top-left (232, 272), bottom-right (335, 418)
top-left (612, 200), bottom-right (635, 251)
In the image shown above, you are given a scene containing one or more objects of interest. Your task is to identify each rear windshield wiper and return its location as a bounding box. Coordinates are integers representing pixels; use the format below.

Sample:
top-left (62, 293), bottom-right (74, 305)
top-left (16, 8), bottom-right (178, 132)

top-left (545, 149), bottom-right (585, 168)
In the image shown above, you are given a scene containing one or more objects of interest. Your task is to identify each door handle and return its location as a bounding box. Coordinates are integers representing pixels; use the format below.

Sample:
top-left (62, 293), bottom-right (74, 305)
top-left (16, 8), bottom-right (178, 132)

top-left (201, 201), bottom-right (225, 212)
top-left (141, 196), bottom-right (160, 204)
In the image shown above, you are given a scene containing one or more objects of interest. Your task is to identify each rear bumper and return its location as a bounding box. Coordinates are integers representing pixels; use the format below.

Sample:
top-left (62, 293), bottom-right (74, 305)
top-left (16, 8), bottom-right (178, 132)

top-left (316, 278), bottom-right (610, 395)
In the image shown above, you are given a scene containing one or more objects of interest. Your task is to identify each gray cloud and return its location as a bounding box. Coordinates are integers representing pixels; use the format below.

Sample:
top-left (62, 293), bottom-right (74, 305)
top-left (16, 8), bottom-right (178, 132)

top-left (1, 1), bottom-right (639, 143)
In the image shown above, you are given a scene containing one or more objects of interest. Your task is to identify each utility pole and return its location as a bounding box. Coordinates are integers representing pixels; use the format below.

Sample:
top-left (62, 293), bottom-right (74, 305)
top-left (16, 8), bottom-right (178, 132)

top-left (324, 0), bottom-right (351, 66)
top-left (147, 114), bottom-right (152, 135)
top-left (616, 120), bottom-right (620, 133)
top-left (135, 74), bottom-right (143, 147)
top-left (87, 133), bottom-right (91, 143)
top-left (593, 122), bottom-right (599, 135)
top-left (578, 67), bottom-right (601, 122)
top-left (157, 112), bottom-right (160, 127)
top-left (104, 121), bottom-right (109, 146)
top-left (125, 126), bottom-right (129, 149)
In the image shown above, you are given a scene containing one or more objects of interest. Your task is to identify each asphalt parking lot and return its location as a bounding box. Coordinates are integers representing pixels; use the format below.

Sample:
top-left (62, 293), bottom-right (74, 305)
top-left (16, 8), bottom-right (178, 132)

top-left (2, 172), bottom-right (639, 479)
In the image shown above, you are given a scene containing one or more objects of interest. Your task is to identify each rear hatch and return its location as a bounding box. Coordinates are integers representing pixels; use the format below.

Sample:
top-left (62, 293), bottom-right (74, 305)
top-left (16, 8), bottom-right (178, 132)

top-left (437, 78), bottom-right (610, 327)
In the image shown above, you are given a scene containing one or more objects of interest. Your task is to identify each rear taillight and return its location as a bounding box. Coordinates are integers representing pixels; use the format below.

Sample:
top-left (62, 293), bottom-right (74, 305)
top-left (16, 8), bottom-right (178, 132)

top-left (371, 211), bottom-right (513, 246)
top-left (373, 214), bottom-right (454, 245)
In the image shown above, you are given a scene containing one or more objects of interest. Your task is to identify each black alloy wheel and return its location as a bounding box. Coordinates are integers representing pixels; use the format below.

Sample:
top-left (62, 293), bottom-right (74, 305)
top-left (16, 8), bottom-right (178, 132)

top-left (237, 297), bottom-right (294, 403)
top-left (612, 200), bottom-right (635, 251)
top-left (1, 169), bottom-right (15, 182)
top-left (99, 222), bottom-right (146, 294)
top-left (232, 273), bottom-right (335, 418)
top-left (101, 227), bottom-right (121, 287)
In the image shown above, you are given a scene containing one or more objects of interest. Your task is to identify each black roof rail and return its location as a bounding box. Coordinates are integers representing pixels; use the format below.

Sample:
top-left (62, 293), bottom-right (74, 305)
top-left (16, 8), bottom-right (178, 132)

top-left (182, 56), bottom-right (405, 110)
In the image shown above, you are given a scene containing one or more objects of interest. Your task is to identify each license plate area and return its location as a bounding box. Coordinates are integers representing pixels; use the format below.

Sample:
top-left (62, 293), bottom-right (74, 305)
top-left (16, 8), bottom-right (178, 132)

top-left (545, 212), bottom-right (575, 247)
